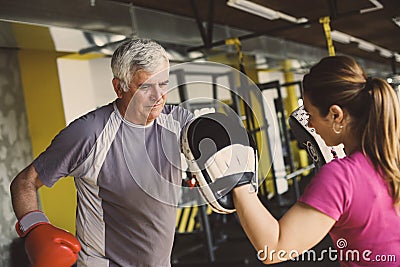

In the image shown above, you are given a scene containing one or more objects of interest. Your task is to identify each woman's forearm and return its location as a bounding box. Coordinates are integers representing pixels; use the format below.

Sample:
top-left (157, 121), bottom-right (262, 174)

top-left (233, 184), bottom-right (280, 263)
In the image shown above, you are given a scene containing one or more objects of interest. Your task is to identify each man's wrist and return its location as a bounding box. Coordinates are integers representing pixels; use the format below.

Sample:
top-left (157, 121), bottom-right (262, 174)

top-left (16, 210), bottom-right (50, 237)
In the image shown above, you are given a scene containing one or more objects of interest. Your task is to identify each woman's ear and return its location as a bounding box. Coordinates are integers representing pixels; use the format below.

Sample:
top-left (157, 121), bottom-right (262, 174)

top-left (329, 105), bottom-right (344, 123)
top-left (112, 78), bottom-right (123, 98)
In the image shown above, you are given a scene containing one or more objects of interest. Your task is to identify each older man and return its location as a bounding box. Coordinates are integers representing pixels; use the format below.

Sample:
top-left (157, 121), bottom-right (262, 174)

top-left (11, 38), bottom-right (194, 267)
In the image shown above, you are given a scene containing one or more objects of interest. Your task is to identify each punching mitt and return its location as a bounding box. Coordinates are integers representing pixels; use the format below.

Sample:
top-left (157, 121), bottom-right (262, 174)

top-left (16, 210), bottom-right (81, 267)
top-left (182, 112), bottom-right (258, 214)
top-left (289, 105), bottom-right (345, 170)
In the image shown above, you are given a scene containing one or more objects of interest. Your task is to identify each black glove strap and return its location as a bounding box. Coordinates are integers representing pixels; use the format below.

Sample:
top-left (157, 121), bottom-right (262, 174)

top-left (209, 172), bottom-right (255, 198)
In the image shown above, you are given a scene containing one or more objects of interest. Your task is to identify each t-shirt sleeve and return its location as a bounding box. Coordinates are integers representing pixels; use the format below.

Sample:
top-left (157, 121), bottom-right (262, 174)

top-left (33, 112), bottom-right (103, 187)
top-left (162, 105), bottom-right (194, 128)
top-left (298, 159), bottom-right (352, 221)
top-left (177, 106), bottom-right (195, 129)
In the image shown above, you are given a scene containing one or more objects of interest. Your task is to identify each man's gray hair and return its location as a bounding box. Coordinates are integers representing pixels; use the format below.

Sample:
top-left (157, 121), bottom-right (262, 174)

top-left (111, 38), bottom-right (169, 92)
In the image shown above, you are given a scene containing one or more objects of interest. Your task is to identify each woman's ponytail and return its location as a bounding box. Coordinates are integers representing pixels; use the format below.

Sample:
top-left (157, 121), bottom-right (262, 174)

top-left (362, 78), bottom-right (400, 210)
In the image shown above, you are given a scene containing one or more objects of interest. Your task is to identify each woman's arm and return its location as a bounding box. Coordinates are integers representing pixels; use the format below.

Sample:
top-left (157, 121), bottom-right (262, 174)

top-left (233, 184), bottom-right (336, 264)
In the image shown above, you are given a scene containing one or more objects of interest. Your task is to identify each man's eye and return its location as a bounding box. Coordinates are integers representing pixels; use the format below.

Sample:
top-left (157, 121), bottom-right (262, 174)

top-left (139, 84), bottom-right (151, 90)
top-left (159, 81), bottom-right (169, 87)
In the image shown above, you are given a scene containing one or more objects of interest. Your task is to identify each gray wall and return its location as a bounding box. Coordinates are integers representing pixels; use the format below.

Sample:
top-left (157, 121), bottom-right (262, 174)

top-left (0, 48), bottom-right (33, 266)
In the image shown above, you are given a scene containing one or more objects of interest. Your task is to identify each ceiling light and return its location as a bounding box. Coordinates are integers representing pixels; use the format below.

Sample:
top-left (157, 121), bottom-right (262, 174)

top-left (278, 13), bottom-right (308, 24)
top-left (360, 0), bottom-right (383, 14)
top-left (393, 16), bottom-right (400, 27)
top-left (227, 0), bottom-right (308, 24)
top-left (395, 53), bottom-right (400, 63)
top-left (227, 0), bottom-right (279, 20)
top-left (330, 30), bottom-right (396, 60)
top-left (379, 48), bottom-right (392, 58)
top-left (330, 30), bottom-right (353, 44)
top-left (357, 40), bottom-right (375, 52)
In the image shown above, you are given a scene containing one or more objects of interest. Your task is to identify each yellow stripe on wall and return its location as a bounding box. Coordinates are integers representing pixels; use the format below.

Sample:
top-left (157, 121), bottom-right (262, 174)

top-left (18, 49), bottom-right (77, 234)
top-left (283, 59), bottom-right (309, 174)
top-left (61, 52), bottom-right (105, 60)
top-left (14, 23), bottom-right (76, 234)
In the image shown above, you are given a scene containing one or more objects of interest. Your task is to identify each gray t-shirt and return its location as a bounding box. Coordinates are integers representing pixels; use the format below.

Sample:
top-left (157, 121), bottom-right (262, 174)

top-left (33, 102), bottom-right (194, 267)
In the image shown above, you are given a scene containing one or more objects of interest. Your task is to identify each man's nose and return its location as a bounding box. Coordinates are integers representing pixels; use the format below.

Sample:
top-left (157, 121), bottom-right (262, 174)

top-left (150, 84), bottom-right (163, 100)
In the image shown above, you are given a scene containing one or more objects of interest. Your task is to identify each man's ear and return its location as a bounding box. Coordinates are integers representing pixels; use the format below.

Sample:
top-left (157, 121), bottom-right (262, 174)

top-left (112, 78), bottom-right (123, 98)
top-left (329, 105), bottom-right (344, 123)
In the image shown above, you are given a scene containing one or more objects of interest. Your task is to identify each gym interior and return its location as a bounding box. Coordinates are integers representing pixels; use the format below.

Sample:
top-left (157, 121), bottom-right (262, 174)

top-left (1, 0), bottom-right (400, 266)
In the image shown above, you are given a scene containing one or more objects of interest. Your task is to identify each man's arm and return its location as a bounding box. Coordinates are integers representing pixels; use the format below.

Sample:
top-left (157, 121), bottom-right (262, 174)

top-left (10, 164), bottom-right (81, 266)
top-left (10, 163), bottom-right (43, 219)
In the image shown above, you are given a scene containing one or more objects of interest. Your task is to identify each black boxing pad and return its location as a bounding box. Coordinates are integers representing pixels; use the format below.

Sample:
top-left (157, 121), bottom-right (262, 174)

top-left (181, 112), bottom-right (258, 214)
top-left (289, 105), bottom-right (345, 170)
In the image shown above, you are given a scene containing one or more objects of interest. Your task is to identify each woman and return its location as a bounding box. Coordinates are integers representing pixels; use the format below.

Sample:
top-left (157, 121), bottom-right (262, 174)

top-left (233, 56), bottom-right (400, 266)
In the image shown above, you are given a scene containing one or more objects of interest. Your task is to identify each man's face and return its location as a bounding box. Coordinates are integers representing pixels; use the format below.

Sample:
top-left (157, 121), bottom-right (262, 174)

top-left (122, 62), bottom-right (169, 125)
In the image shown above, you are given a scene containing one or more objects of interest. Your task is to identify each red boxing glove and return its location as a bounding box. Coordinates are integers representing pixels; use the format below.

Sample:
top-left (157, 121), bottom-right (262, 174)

top-left (16, 211), bottom-right (81, 267)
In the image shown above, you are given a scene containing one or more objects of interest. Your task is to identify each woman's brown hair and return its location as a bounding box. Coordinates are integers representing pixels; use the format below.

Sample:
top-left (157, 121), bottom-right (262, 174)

top-left (303, 56), bottom-right (400, 210)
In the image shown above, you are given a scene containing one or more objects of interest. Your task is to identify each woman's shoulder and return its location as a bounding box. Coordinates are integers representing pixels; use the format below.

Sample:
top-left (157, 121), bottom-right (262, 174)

top-left (317, 150), bottom-right (373, 183)
top-left (324, 150), bottom-right (369, 168)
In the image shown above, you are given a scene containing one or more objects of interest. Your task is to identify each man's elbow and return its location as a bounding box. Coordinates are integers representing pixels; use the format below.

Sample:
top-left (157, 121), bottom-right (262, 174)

top-left (10, 172), bottom-right (22, 196)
